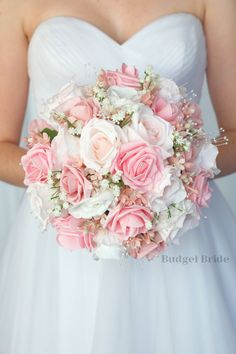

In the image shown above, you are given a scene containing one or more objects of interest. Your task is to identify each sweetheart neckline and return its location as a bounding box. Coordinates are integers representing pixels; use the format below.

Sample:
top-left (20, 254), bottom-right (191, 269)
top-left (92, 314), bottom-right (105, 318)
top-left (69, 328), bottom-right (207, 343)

top-left (28, 12), bottom-right (204, 48)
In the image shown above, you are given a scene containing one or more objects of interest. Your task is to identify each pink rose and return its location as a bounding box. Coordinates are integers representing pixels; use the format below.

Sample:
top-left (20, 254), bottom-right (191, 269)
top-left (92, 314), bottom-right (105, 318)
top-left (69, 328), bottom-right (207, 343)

top-left (104, 63), bottom-right (141, 90)
top-left (21, 144), bottom-right (53, 185)
top-left (111, 141), bottom-right (164, 193)
top-left (151, 95), bottom-right (184, 125)
top-left (187, 171), bottom-right (212, 207)
top-left (129, 105), bottom-right (173, 154)
top-left (104, 204), bottom-right (153, 240)
top-left (60, 96), bottom-right (100, 125)
top-left (60, 164), bottom-right (92, 204)
top-left (52, 216), bottom-right (96, 251)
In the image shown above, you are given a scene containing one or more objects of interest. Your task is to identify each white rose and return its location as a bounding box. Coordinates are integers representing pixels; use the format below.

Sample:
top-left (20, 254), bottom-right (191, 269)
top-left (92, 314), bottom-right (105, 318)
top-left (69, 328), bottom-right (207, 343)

top-left (157, 78), bottom-right (182, 103)
top-left (80, 118), bottom-right (121, 172)
top-left (174, 205), bottom-right (200, 243)
top-left (150, 176), bottom-right (187, 213)
top-left (69, 190), bottom-right (114, 219)
top-left (152, 165), bottom-right (177, 196)
top-left (107, 86), bottom-right (140, 102)
top-left (155, 200), bottom-right (197, 241)
top-left (93, 244), bottom-right (124, 260)
top-left (92, 229), bottom-right (124, 260)
top-left (127, 105), bottom-right (173, 157)
top-left (27, 183), bottom-right (54, 230)
top-left (101, 86), bottom-right (140, 119)
top-left (51, 127), bottom-right (81, 169)
top-left (195, 142), bottom-right (220, 176)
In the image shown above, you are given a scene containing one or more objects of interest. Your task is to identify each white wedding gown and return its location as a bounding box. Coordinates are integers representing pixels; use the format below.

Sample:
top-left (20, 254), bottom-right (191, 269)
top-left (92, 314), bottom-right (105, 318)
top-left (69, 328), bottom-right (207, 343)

top-left (0, 13), bottom-right (236, 354)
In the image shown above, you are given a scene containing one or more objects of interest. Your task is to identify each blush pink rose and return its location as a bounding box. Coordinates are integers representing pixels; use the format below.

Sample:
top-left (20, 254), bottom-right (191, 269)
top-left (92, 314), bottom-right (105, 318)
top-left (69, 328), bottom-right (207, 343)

top-left (21, 144), bottom-right (53, 185)
top-left (187, 171), bottom-right (212, 207)
top-left (151, 95), bottom-right (184, 125)
top-left (60, 164), bottom-right (92, 204)
top-left (61, 96), bottom-right (100, 124)
top-left (103, 63), bottom-right (141, 90)
top-left (127, 232), bottom-right (166, 260)
top-left (104, 204), bottom-right (153, 240)
top-left (52, 215), bottom-right (96, 251)
top-left (111, 141), bottom-right (164, 193)
top-left (142, 239), bottom-right (167, 261)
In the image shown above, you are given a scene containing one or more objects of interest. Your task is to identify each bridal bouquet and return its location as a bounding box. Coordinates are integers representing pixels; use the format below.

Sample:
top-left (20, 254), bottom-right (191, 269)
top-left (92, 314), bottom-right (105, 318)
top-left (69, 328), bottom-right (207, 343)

top-left (21, 63), bottom-right (219, 260)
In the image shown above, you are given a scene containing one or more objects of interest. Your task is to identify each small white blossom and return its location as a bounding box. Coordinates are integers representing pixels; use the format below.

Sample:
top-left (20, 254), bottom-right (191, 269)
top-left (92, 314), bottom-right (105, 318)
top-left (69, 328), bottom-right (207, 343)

top-left (75, 122), bottom-right (83, 135)
top-left (68, 127), bottom-right (76, 135)
top-left (99, 167), bottom-right (110, 176)
top-left (59, 191), bottom-right (67, 201)
top-left (111, 170), bottom-right (122, 182)
top-left (63, 202), bottom-right (70, 209)
top-left (49, 188), bottom-right (58, 198)
top-left (145, 220), bottom-right (153, 230)
top-left (52, 205), bottom-right (62, 217)
top-left (93, 86), bottom-right (106, 101)
top-left (47, 178), bottom-right (54, 187)
top-left (101, 97), bottom-right (114, 112)
top-left (112, 185), bottom-right (120, 197)
top-left (100, 179), bottom-right (110, 190)
top-left (111, 110), bottom-right (126, 123)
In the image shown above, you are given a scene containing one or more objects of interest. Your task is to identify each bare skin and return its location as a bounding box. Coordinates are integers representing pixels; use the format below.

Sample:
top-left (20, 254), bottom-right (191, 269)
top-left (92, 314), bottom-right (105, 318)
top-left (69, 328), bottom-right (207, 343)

top-left (0, 0), bottom-right (235, 187)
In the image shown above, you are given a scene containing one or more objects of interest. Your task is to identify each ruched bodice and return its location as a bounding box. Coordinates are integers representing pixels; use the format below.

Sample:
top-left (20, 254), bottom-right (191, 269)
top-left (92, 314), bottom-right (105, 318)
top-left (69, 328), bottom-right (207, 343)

top-left (27, 13), bottom-right (207, 115)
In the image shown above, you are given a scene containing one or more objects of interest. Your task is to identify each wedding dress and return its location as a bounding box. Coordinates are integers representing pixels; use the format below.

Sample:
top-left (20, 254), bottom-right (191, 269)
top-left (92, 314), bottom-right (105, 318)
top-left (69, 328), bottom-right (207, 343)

top-left (0, 13), bottom-right (235, 354)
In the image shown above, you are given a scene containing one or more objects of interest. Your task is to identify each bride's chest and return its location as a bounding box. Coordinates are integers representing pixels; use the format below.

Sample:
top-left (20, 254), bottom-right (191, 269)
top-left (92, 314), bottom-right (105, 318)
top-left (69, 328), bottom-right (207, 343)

top-left (26, 0), bottom-right (197, 45)
top-left (27, 14), bottom-right (207, 107)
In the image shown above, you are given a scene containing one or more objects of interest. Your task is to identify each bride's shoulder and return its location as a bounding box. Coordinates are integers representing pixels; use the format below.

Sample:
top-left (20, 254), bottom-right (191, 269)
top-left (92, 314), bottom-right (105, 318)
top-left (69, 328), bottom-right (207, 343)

top-left (0, 0), bottom-right (29, 20)
top-left (0, 0), bottom-right (26, 38)
top-left (0, 0), bottom-right (48, 42)
top-left (203, 0), bottom-right (235, 22)
top-left (0, 0), bottom-right (28, 35)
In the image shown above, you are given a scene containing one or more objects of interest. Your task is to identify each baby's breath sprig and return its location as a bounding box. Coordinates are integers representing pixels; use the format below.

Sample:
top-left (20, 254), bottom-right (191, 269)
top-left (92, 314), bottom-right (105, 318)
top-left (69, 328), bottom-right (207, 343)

top-left (51, 110), bottom-right (84, 137)
top-left (84, 168), bottom-right (103, 190)
top-left (173, 130), bottom-right (191, 153)
top-left (47, 170), bottom-right (70, 216)
top-left (92, 82), bottom-right (107, 103)
top-left (180, 172), bottom-right (194, 185)
top-left (68, 121), bottom-right (83, 137)
top-left (51, 111), bottom-right (73, 127)
top-left (98, 170), bottom-right (124, 197)
top-left (119, 111), bottom-right (134, 128)
top-left (140, 65), bottom-right (160, 92)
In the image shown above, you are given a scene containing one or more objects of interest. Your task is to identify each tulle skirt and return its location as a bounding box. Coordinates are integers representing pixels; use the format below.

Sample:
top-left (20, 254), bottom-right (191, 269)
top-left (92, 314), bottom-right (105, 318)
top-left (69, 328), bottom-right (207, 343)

top-left (0, 182), bottom-right (236, 354)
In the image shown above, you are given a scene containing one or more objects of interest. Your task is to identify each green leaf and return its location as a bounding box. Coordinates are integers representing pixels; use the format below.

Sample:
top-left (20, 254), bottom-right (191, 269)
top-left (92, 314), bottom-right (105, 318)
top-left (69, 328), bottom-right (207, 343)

top-left (41, 128), bottom-right (58, 142)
